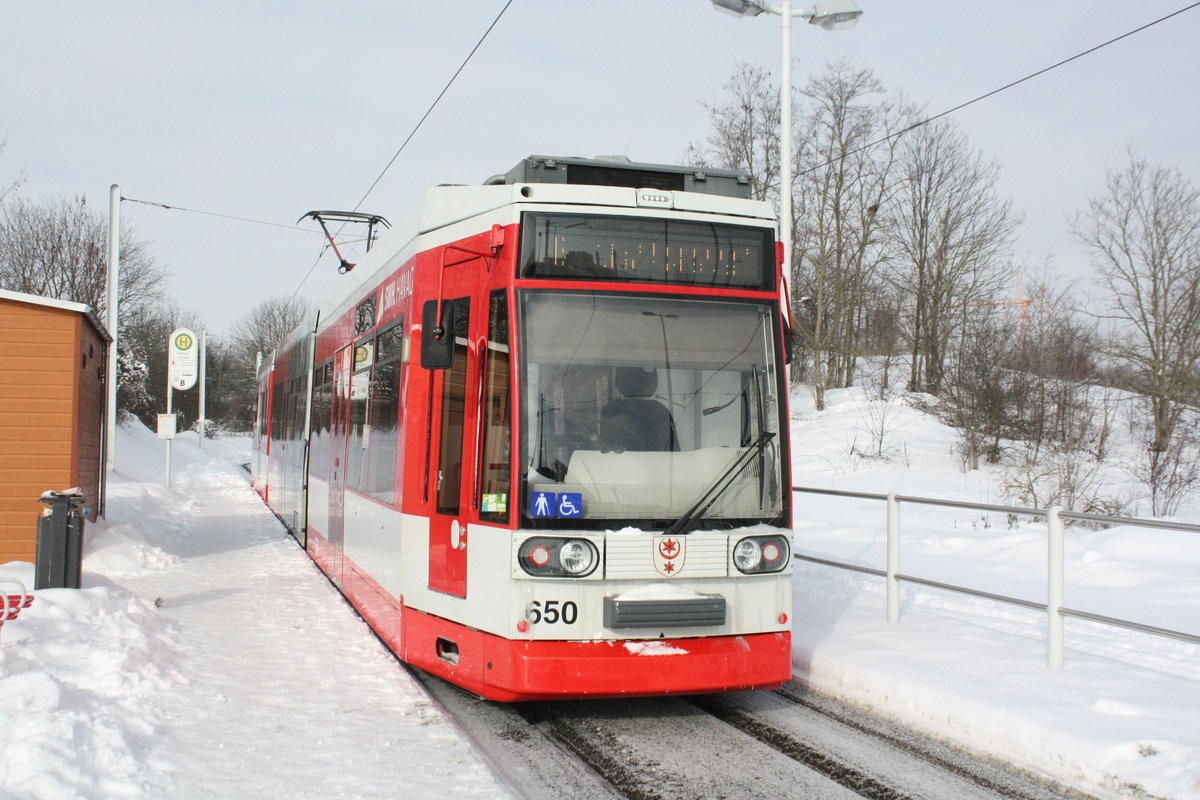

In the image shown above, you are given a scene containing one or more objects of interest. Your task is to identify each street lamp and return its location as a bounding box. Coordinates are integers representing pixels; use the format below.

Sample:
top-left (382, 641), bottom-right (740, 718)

top-left (709, 0), bottom-right (862, 278)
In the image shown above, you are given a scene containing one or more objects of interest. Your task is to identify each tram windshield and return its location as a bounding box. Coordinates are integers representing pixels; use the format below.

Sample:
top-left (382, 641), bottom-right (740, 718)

top-left (520, 291), bottom-right (785, 530)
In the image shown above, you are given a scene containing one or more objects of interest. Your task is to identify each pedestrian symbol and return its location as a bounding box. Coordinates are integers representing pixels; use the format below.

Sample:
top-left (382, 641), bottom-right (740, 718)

top-left (530, 491), bottom-right (555, 518)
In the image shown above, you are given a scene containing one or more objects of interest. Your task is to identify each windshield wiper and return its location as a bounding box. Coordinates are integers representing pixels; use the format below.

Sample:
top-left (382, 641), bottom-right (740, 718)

top-left (662, 430), bottom-right (776, 537)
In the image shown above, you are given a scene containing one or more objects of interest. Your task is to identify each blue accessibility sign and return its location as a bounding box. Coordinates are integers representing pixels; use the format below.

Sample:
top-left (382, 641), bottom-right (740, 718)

top-left (530, 491), bottom-right (556, 518)
top-left (557, 492), bottom-right (583, 518)
top-left (529, 491), bottom-right (584, 518)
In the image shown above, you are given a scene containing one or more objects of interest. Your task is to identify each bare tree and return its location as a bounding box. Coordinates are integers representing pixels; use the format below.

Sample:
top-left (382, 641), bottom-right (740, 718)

top-left (204, 337), bottom-right (259, 431)
top-left (1140, 421), bottom-right (1200, 517)
top-left (1071, 151), bottom-right (1200, 453)
top-left (0, 195), bottom-right (166, 326)
top-left (229, 294), bottom-right (315, 365)
top-left (115, 296), bottom-right (306, 432)
top-left (931, 306), bottom-right (1027, 470)
top-left (1001, 446), bottom-right (1127, 520)
top-left (1002, 275), bottom-right (1099, 458)
top-left (688, 64), bottom-right (1019, 413)
top-left (684, 62), bottom-right (780, 203)
top-left (687, 63), bottom-right (906, 410)
top-left (0, 140), bottom-right (23, 205)
top-left (121, 302), bottom-right (206, 427)
top-left (790, 64), bottom-right (905, 409)
top-left (214, 294), bottom-right (314, 430)
top-left (888, 118), bottom-right (1020, 394)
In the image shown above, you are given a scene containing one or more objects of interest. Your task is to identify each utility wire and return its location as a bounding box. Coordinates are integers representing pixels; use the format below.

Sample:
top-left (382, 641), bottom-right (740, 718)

top-left (799, 1), bottom-right (1200, 177)
top-left (352, 0), bottom-right (515, 213)
top-left (290, 0), bottom-right (516, 300)
top-left (122, 196), bottom-right (309, 233)
top-left (129, 2), bottom-right (1193, 299)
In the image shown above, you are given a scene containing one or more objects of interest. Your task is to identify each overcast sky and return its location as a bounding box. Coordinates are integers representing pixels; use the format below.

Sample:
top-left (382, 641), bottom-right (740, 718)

top-left (3, 1), bottom-right (1197, 335)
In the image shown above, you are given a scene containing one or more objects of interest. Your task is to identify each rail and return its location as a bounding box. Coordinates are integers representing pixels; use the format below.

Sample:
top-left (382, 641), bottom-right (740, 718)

top-left (791, 485), bottom-right (1200, 667)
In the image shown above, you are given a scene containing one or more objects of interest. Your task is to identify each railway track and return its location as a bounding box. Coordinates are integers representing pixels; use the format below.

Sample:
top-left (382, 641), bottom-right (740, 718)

top-left (414, 672), bottom-right (1100, 800)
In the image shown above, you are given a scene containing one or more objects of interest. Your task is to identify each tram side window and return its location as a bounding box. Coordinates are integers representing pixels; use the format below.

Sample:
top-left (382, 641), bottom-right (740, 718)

top-left (436, 298), bottom-right (471, 515)
top-left (365, 320), bottom-right (404, 504)
top-left (346, 339), bottom-right (373, 493)
top-left (287, 376), bottom-right (305, 465)
top-left (270, 378), bottom-right (285, 443)
top-left (479, 291), bottom-right (511, 523)
top-left (309, 361), bottom-right (333, 478)
top-left (257, 385), bottom-right (270, 442)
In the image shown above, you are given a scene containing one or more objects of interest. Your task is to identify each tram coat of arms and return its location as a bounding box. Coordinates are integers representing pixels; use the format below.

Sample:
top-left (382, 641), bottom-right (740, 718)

top-left (652, 535), bottom-right (686, 577)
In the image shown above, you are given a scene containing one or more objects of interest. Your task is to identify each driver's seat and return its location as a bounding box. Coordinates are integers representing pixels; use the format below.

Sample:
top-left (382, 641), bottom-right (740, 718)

top-left (599, 367), bottom-right (678, 453)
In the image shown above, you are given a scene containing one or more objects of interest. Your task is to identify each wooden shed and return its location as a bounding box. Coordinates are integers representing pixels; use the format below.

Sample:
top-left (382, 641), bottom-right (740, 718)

top-left (0, 289), bottom-right (110, 563)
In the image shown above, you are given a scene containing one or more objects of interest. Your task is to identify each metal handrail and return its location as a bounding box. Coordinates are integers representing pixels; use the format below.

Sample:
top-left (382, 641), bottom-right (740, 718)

top-left (791, 485), bottom-right (1200, 665)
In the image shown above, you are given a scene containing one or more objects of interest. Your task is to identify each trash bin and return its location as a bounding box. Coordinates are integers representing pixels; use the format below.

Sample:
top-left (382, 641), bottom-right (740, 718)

top-left (35, 491), bottom-right (86, 590)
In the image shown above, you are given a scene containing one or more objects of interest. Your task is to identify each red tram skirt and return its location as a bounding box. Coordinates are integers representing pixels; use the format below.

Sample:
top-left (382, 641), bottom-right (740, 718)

top-left (401, 606), bottom-right (792, 702)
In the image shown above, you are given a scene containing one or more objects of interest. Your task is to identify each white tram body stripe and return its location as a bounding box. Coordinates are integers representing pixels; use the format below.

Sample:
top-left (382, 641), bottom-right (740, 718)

top-left (603, 531), bottom-right (730, 580)
top-left (307, 476), bottom-right (330, 541)
top-left (327, 494), bottom-right (793, 643)
top-left (342, 491), bottom-right (406, 598)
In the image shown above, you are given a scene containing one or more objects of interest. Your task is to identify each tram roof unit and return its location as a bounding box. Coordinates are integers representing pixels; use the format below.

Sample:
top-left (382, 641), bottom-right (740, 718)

top-left (418, 155), bottom-right (773, 235)
top-left (303, 156), bottom-right (777, 348)
top-left (489, 155), bottom-right (753, 198)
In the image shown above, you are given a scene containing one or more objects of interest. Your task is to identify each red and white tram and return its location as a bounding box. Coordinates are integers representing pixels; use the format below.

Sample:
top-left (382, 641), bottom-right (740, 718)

top-left (252, 155), bottom-right (794, 701)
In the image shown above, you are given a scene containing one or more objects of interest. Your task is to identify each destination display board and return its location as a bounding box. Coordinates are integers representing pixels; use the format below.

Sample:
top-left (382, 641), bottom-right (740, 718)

top-left (518, 213), bottom-right (774, 291)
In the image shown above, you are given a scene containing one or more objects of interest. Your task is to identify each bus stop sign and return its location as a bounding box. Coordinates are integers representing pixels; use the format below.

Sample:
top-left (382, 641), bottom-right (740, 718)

top-left (169, 328), bottom-right (199, 390)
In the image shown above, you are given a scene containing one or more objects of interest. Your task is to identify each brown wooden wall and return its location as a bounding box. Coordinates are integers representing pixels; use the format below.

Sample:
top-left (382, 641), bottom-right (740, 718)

top-left (76, 321), bottom-right (107, 523)
top-left (0, 297), bottom-right (107, 563)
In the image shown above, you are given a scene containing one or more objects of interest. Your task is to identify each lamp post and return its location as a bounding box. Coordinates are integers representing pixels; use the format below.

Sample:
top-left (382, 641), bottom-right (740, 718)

top-left (106, 184), bottom-right (120, 473)
top-left (709, 0), bottom-right (862, 278)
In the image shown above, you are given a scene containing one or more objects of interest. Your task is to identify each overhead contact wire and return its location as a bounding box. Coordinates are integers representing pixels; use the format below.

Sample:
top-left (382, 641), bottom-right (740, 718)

top-left (352, 0), bottom-right (515, 213)
top-left (290, 0), bottom-right (516, 300)
top-left (799, 2), bottom-right (1200, 177)
top-left (122, 196), bottom-right (309, 233)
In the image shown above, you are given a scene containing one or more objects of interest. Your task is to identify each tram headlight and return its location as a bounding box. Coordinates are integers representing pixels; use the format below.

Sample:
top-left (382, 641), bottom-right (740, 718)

top-left (519, 537), bottom-right (599, 578)
top-left (733, 534), bottom-right (790, 574)
top-left (733, 539), bottom-right (762, 570)
top-left (559, 540), bottom-right (595, 575)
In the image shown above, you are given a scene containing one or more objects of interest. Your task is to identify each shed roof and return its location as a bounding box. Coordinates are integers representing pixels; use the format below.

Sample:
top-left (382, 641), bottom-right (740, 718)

top-left (0, 289), bottom-right (113, 343)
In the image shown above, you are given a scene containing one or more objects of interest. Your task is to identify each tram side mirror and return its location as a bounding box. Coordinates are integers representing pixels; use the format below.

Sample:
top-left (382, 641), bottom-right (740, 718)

top-left (421, 299), bottom-right (456, 370)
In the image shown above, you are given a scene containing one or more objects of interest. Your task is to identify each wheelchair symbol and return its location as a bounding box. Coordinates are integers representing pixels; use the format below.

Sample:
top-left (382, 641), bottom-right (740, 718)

top-left (557, 493), bottom-right (582, 518)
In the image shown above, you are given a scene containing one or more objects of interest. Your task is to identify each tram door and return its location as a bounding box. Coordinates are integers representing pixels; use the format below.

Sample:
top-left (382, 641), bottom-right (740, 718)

top-left (428, 297), bottom-right (472, 597)
top-left (327, 345), bottom-right (352, 587)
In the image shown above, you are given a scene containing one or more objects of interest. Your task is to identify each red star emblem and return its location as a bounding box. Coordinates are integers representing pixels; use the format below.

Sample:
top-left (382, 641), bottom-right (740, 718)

top-left (653, 535), bottom-right (687, 577)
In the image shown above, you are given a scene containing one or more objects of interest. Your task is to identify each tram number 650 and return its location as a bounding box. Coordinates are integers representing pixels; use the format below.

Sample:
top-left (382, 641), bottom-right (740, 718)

top-left (527, 600), bottom-right (578, 625)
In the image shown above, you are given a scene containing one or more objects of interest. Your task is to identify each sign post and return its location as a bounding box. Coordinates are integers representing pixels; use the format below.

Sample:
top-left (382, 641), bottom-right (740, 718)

top-left (169, 329), bottom-right (199, 392)
top-left (198, 330), bottom-right (207, 450)
top-left (164, 328), bottom-right (198, 487)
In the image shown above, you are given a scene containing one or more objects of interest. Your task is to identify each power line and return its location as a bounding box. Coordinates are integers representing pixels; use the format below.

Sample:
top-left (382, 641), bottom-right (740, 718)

top-left (133, 2), bottom-right (1191, 304)
top-left (290, 0), bottom-right (516, 300)
top-left (122, 196), bottom-right (310, 233)
top-left (800, 2), bottom-right (1200, 177)
top-left (352, 0), bottom-right (515, 214)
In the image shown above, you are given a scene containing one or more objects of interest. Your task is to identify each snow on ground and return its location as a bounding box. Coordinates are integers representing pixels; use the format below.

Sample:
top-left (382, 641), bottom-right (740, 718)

top-left (0, 425), bottom-right (512, 800)
top-left (790, 387), bottom-right (1200, 800)
top-left (1, 389), bottom-right (1198, 799)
